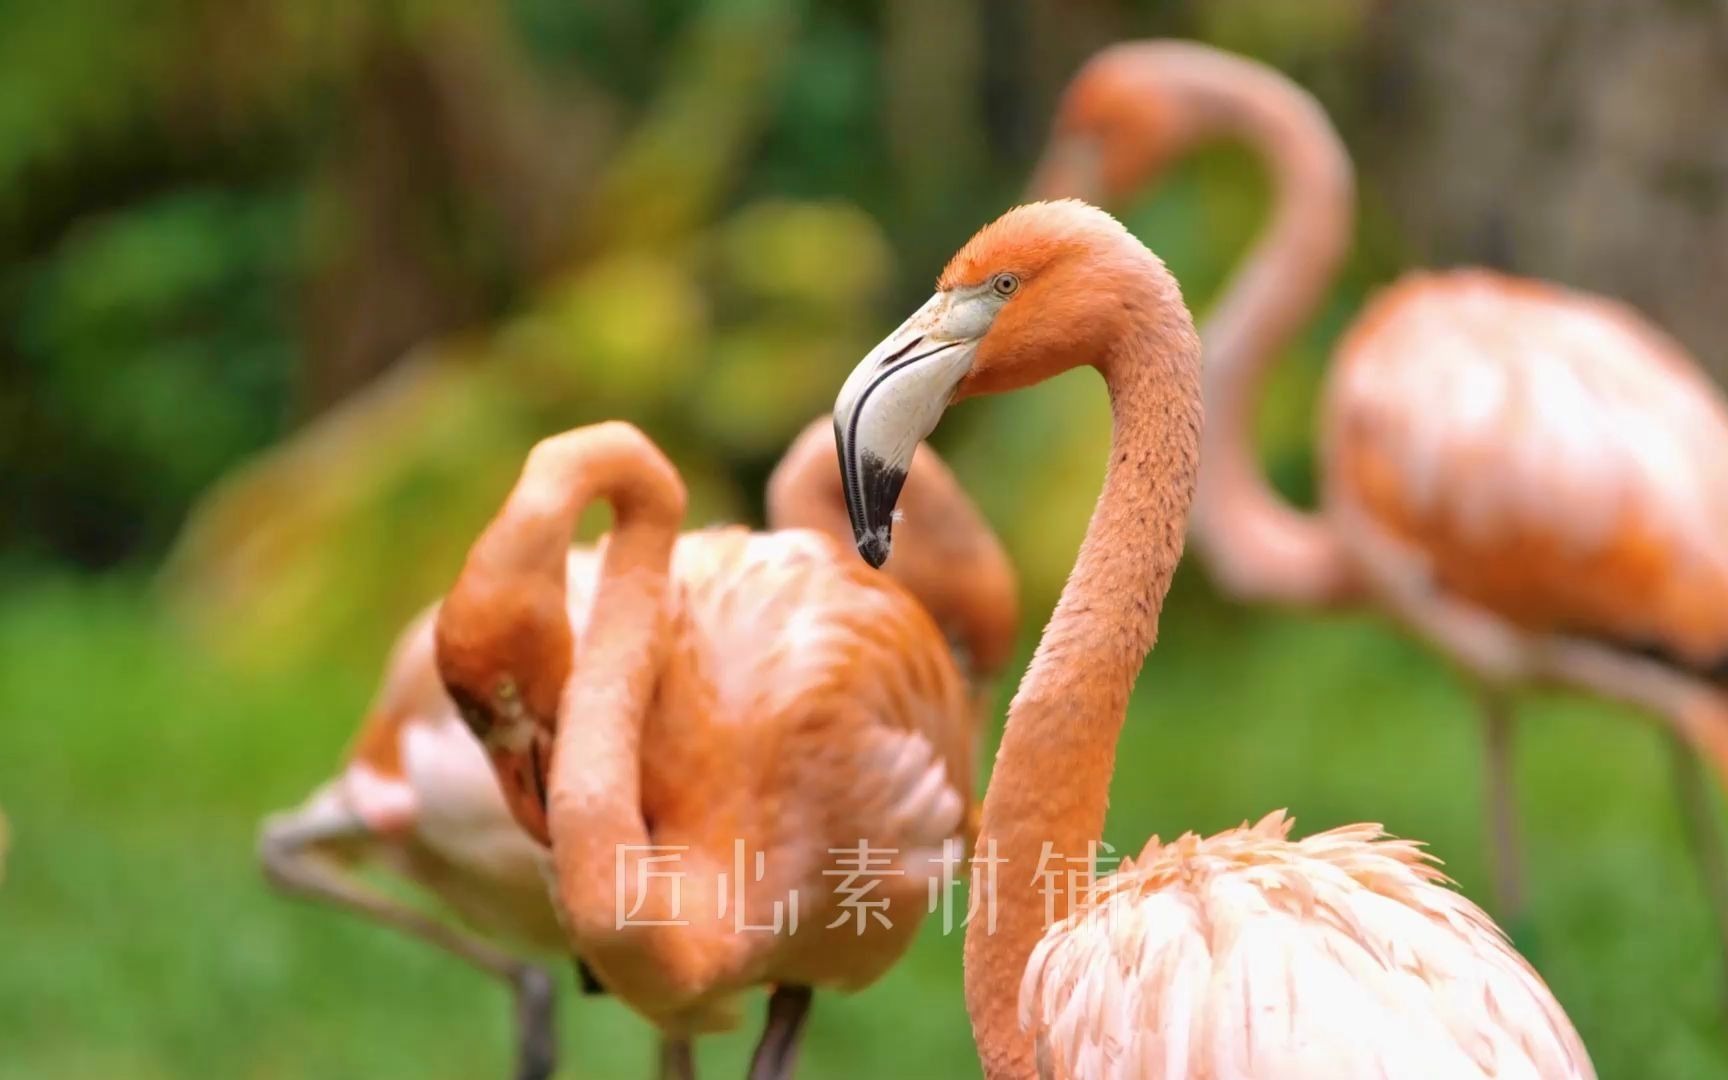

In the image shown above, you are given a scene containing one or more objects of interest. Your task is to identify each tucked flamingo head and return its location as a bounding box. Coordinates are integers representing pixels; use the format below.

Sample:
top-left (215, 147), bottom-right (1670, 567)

top-left (435, 586), bottom-right (573, 845)
top-left (834, 199), bottom-right (1178, 566)
top-left (1027, 43), bottom-right (1200, 204)
top-left (431, 421), bottom-right (685, 846)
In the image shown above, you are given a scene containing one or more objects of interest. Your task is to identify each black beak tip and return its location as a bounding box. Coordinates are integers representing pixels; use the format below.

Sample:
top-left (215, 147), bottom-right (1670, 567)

top-left (855, 530), bottom-right (891, 569)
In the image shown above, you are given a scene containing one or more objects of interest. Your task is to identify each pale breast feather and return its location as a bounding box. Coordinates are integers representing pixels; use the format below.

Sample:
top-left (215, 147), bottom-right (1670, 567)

top-left (1020, 812), bottom-right (1593, 1080)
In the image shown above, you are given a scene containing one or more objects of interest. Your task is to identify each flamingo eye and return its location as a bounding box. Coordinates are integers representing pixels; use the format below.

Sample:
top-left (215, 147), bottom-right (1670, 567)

top-left (990, 272), bottom-right (1020, 298)
top-left (448, 688), bottom-right (492, 739)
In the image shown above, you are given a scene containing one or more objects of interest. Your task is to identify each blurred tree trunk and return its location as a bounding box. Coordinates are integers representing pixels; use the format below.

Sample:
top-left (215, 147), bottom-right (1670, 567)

top-left (881, 0), bottom-right (988, 272)
top-left (1023, 0), bottom-right (1134, 124)
top-left (976, 0), bottom-right (1138, 173)
top-left (299, 6), bottom-right (612, 414)
top-left (1362, 0), bottom-right (1728, 380)
top-left (298, 41), bottom-right (485, 415)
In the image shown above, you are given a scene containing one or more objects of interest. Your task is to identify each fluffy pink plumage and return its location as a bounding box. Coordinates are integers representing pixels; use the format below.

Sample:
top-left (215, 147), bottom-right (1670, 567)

top-left (1022, 812), bottom-right (1593, 1079)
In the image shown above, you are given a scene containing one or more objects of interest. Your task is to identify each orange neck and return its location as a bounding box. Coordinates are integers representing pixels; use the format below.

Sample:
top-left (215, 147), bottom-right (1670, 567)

top-left (1168, 56), bottom-right (1359, 607)
top-left (439, 424), bottom-right (686, 898)
top-left (962, 314), bottom-right (1202, 1078)
top-left (522, 430), bottom-right (688, 941)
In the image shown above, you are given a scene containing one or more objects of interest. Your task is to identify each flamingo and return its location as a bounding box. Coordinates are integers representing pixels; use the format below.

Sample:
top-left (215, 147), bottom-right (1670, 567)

top-left (1025, 39), bottom-right (1728, 945)
top-left (432, 419), bottom-right (989, 1079)
top-left (833, 199), bottom-right (1592, 1078)
top-left (258, 420), bottom-right (1016, 1080)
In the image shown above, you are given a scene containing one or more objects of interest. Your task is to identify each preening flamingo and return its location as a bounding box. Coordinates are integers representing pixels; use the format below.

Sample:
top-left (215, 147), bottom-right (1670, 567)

top-left (834, 199), bottom-right (1592, 1079)
top-left (259, 422), bottom-right (1014, 1079)
top-left (1027, 40), bottom-right (1728, 944)
top-left (433, 420), bottom-right (982, 1079)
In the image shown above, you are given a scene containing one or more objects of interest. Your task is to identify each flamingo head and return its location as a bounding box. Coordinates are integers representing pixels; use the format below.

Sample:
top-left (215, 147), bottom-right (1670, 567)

top-left (433, 588), bottom-right (573, 846)
top-left (834, 199), bottom-right (1159, 567)
top-left (1027, 44), bottom-right (1206, 204)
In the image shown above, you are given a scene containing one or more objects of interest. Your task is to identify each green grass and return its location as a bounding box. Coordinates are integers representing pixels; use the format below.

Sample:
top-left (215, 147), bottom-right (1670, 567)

top-left (2, 570), bottom-right (1726, 1079)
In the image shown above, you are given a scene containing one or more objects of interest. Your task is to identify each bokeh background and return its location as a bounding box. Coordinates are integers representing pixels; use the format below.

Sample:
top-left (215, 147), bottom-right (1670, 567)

top-left (4, 1), bottom-right (1728, 1077)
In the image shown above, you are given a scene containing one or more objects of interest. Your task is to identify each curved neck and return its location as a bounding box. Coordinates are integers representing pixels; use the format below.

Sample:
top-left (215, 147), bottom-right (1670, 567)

top-left (963, 318), bottom-right (1202, 1079)
top-left (768, 417), bottom-right (1020, 682)
top-left (1179, 60), bottom-right (1360, 606)
top-left (439, 425), bottom-right (685, 851)
top-left (530, 432), bottom-right (695, 950)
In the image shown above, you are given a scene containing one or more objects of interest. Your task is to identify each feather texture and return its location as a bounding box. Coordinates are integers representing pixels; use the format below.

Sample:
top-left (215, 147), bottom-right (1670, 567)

top-left (1022, 813), bottom-right (1593, 1080)
top-left (1328, 271), bottom-right (1728, 668)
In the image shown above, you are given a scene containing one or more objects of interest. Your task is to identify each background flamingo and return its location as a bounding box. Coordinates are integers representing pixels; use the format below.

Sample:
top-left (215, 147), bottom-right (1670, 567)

top-left (259, 420), bottom-right (1017, 1079)
top-left (833, 199), bottom-right (1591, 1079)
top-left (433, 420), bottom-right (984, 1079)
top-left (1027, 40), bottom-right (1728, 952)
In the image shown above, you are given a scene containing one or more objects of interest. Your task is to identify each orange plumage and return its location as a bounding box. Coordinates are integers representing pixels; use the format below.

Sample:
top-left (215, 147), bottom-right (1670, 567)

top-left (435, 422), bottom-right (973, 1049)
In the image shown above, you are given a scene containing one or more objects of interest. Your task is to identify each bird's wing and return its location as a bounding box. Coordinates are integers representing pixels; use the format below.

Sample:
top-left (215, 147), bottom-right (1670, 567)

top-left (1325, 270), bottom-right (1728, 670)
top-left (1022, 813), bottom-right (1594, 1080)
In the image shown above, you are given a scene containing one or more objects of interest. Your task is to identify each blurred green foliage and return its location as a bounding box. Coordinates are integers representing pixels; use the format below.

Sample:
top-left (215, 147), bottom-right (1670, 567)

top-left (9, 189), bottom-right (298, 562)
top-left (2, 1), bottom-right (1725, 1077)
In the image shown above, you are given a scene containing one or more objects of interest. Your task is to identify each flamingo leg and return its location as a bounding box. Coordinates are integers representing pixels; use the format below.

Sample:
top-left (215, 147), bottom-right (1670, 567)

top-left (1665, 731), bottom-right (1728, 1004)
top-left (1479, 690), bottom-right (1524, 923)
top-left (258, 793), bottom-right (558, 1080)
top-left (657, 1038), bottom-right (696, 1080)
top-left (746, 985), bottom-right (813, 1080)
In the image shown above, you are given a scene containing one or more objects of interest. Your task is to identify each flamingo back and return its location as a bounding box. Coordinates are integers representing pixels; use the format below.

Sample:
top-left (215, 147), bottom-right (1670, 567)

top-left (1324, 270), bottom-right (1728, 671)
top-left (651, 526), bottom-right (975, 858)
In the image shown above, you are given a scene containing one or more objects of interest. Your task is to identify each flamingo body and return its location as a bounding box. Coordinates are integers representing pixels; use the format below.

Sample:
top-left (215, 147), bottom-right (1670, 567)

top-left (1021, 813), bottom-right (1591, 1080)
top-left (451, 521), bottom-right (972, 1029)
top-left (433, 421), bottom-right (985, 1055)
top-left (1327, 271), bottom-right (1728, 669)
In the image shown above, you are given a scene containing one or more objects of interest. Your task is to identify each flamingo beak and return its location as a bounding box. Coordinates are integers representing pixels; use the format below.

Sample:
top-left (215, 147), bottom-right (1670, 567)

top-left (1026, 135), bottom-right (1104, 202)
top-left (833, 293), bottom-right (979, 568)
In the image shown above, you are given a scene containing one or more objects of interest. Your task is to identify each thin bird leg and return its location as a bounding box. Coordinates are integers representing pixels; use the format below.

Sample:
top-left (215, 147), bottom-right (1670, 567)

top-left (1334, 540), bottom-right (1533, 921)
top-left (1532, 637), bottom-right (1728, 1010)
top-left (258, 789), bottom-right (558, 1080)
top-left (1666, 732), bottom-right (1728, 1005)
top-left (746, 985), bottom-right (814, 1080)
top-left (1478, 690), bottom-right (1524, 923)
top-left (657, 1038), bottom-right (695, 1080)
